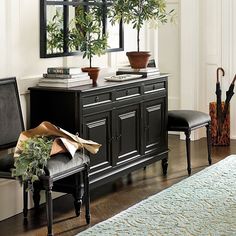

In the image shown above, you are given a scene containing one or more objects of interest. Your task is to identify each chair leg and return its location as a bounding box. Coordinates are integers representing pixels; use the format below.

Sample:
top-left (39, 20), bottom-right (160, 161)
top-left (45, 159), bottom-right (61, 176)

top-left (44, 178), bottom-right (54, 236)
top-left (185, 130), bottom-right (191, 176)
top-left (206, 122), bottom-right (212, 165)
top-left (23, 181), bottom-right (28, 224)
top-left (83, 164), bottom-right (90, 224)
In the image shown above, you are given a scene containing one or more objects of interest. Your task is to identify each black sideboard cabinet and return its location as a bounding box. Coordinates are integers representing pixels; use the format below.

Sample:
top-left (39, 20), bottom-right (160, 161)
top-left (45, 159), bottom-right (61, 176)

top-left (29, 74), bottom-right (169, 188)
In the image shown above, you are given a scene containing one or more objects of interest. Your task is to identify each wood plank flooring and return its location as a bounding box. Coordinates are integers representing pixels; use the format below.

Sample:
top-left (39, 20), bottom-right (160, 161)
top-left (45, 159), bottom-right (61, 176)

top-left (0, 134), bottom-right (235, 236)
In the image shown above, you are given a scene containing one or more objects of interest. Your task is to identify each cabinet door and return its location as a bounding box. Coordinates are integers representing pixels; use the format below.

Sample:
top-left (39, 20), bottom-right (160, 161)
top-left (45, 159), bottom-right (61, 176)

top-left (143, 98), bottom-right (167, 154)
top-left (83, 111), bottom-right (112, 175)
top-left (114, 104), bottom-right (141, 165)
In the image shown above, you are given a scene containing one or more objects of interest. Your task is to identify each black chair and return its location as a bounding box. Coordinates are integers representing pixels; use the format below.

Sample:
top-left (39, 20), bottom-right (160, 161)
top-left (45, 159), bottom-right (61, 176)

top-left (0, 77), bottom-right (90, 236)
top-left (168, 110), bottom-right (212, 175)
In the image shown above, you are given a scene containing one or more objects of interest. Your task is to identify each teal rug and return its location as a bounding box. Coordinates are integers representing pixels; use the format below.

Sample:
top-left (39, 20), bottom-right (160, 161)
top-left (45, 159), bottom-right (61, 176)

top-left (78, 155), bottom-right (236, 236)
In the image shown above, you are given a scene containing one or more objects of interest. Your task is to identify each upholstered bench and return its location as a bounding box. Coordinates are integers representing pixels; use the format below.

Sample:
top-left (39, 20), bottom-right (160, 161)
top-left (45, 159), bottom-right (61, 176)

top-left (168, 110), bottom-right (212, 175)
top-left (0, 151), bottom-right (90, 236)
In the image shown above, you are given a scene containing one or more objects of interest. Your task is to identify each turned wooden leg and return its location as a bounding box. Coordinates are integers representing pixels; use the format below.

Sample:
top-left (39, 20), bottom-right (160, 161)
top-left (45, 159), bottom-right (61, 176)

top-left (44, 178), bottom-right (54, 236)
top-left (206, 122), bottom-right (212, 165)
top-left (33, 182), bottom-right (41, 209)
top-left (73, 173), bottom-right (82, 217)
top-left (127, 172), bottom-right (132, 185)
top-left (83, 164), bottom-right (90, 224)
top-left (162, 157), bottom-right (168, 176)
top-left (185, 130), bottom-right (191, 176)
top-left (23, 181), bottom-right (28, 224)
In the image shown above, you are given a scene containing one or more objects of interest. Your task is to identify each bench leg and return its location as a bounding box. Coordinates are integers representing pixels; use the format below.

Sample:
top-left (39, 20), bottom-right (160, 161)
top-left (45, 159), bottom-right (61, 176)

top-left (33, 181), bottom-right (41, 209)
top-left (83, 164), bottom-right (90, 224)
top-left (185, 130), bottom-right (191, 176)
top-left (44, 178), bottom-right (54, 236)
top-left (73, 173), bottom-right (82, 217)
top-left (206, 123), bottom-right (212, 165)
top-left (23, 181), bottom-right (28, 224)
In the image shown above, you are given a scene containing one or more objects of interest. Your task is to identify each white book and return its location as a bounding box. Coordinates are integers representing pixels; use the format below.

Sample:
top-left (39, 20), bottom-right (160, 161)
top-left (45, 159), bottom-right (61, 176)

top-left (38, 79), bottom-right (92, 88)
top-left (43, 72), bottom-right (88, 79)
top-left (118, 67), bottom-right (160, 73)
top-left (47, 67), bottom-right (82, 75)
top-left (40, 75), bottom-right (90, 83)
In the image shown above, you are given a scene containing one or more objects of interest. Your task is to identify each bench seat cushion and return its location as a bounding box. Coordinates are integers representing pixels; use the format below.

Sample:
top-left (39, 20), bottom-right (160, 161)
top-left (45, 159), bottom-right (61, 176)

top-left (46, 152), bottom-right (89, 177)
top-left (168, 110), bottom-right (211, 131)
top-left (0, 152), bottom-right (89, 179)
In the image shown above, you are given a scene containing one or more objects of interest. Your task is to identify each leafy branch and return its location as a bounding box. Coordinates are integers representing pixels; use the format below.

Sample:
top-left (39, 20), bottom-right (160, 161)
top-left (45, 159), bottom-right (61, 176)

top-left (109, 0), bottom-right (175, 52)
top-left (70, 7), bottom-right (108, 68)
top-left (46, 11), bottom-right (64, 54)
top-left (12, 136), bottom-right (53, 188)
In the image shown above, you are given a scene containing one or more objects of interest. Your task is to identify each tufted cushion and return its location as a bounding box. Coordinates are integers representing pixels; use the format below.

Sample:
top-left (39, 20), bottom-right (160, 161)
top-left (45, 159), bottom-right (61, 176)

top-left (168, 110), bottom-right (211, 131)
top-left (46, 152), bottom-right (90, 177)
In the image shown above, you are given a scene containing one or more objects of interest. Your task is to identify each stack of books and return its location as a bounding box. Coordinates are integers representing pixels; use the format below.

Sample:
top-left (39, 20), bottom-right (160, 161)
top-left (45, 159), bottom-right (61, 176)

top-left (116, 67), bottom-right (160, 78)
top-left (38, 67), bottom-right (91, 88)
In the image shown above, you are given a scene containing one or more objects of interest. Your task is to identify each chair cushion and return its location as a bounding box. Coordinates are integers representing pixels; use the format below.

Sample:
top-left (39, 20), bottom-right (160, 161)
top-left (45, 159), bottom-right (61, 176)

top-left (0, 153), bottom-right (14, 171)
top-left (168, 110), bottom-right (211, 131)
top-left (46, 152), bottom-right (90, 177)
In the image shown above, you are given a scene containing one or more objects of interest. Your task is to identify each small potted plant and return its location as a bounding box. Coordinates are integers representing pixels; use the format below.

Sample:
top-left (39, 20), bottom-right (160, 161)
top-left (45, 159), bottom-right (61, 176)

top-left (70, 7), bottom-right (108, 85)
top-left (109, 0), bottom-right (174, 68)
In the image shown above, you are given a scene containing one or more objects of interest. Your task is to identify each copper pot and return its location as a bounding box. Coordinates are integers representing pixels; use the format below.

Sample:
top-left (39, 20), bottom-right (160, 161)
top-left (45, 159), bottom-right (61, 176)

top-left (126, 51), bottom-right (151, 69)
top-left (82, 67), bottom-right (100, 86)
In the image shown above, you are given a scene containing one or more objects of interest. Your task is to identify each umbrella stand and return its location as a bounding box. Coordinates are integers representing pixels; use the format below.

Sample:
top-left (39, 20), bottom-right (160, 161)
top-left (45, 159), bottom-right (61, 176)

top-left (209, 67), bottom-right (230, 146)
top-left (209, 101), bottom-right (230, 146)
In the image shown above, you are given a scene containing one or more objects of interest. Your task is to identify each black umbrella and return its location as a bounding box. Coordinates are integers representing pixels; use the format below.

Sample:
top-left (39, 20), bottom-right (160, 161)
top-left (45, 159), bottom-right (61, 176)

top-left (222, 74), bottom-right (236, 121)
top-left (215, 67), bottom-right (225, 136)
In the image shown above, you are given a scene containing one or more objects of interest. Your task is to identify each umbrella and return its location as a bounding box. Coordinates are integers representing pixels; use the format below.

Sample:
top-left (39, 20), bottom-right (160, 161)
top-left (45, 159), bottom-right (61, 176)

top-left (215, 67), bottom-right (225, 136)
top-left (222, 74), bottom-right (236, 121)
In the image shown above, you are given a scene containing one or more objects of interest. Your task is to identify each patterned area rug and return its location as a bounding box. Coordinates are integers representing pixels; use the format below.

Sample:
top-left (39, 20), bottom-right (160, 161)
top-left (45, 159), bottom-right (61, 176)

top-left (78, 155), bottom-right (236, 236)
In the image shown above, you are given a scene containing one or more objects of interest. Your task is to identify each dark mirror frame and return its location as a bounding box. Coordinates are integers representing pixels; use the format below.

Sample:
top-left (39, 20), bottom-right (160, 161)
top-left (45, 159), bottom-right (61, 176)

top-left (40, 0), bottom-right (124, 58)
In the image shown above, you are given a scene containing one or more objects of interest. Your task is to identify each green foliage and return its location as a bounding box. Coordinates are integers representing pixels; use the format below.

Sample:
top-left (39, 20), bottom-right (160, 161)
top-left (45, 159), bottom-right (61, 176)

top-left (12, 136), bottom-right (53, 186)
top-left (46, 11), bottom-right (64, 53)
top-left (70, 7), bottom-right (108, 68)
top-left (109, 0), bottom-right (175, 51)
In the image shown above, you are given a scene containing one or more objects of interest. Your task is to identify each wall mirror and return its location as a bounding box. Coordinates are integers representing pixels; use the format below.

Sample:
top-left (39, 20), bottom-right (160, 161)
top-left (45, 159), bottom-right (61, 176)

top-left (40, 0), bottom-right (124, 58)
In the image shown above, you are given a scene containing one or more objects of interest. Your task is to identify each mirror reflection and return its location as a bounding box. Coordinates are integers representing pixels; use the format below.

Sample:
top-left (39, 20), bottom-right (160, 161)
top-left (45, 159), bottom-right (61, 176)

top-left (40, 0), bottom-right (124, 58)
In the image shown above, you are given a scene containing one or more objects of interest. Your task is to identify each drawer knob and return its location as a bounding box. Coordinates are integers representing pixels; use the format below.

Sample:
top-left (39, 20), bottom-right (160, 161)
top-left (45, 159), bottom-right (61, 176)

top-left (153, 85), bottom-right (156, 90)
top-left (95, 96), bottom-right (99, 102)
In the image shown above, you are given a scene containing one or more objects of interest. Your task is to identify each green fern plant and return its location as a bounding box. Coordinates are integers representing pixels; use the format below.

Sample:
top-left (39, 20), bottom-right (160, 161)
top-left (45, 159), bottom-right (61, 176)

top-left (12, 136), bottom-right (53, 186)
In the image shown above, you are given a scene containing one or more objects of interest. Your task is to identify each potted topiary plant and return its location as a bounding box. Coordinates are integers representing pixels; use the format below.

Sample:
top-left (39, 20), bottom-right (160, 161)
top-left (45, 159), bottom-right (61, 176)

top-left (109, 0), bottom-right (174, 68)
top-left (70, 7), bottom-right (108, 85)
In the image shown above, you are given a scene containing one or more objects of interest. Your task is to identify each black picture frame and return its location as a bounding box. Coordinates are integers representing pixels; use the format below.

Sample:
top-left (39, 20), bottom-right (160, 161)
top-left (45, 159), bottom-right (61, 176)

top-left (40, 0), bottom-right (124, 58)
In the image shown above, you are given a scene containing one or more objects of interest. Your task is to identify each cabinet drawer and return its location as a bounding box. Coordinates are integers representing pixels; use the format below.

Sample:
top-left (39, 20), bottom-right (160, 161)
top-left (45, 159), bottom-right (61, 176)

top-left (116, 86), bottom-right (141, 100)
top-left (144, 82), bottom-right (165, 94)
top-left (83, 92), bottom-right (112, 107)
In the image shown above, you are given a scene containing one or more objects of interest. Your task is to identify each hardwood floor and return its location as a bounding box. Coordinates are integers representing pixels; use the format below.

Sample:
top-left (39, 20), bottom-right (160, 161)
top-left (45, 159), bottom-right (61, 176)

top-left (1, 134), bottom-right (236, 236)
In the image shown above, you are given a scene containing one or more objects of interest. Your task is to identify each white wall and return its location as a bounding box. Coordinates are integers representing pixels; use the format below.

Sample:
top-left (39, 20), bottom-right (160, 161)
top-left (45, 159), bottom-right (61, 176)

top-left (159, 0), bottom-right (180, 110)
top-left (0, 0), bottom-right (153, 221)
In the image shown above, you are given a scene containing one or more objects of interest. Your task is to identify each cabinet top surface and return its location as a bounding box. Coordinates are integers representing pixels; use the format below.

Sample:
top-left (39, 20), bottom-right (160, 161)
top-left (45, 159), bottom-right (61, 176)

top-left (29, 73), bottom-right (168, 93)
